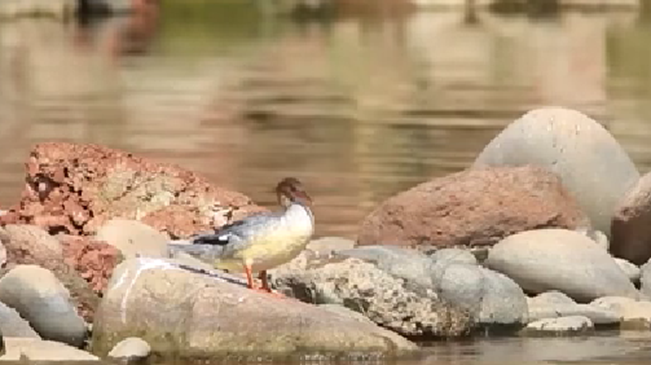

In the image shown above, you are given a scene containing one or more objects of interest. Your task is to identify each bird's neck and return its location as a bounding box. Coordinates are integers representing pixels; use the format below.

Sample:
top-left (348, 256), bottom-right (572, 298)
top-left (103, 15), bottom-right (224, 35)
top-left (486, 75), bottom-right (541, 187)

top-left (283, 201), bottom-right (314, 226)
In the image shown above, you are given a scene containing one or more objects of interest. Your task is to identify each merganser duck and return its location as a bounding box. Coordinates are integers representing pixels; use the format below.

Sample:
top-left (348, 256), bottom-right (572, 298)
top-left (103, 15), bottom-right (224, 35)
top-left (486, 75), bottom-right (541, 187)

top-left (169, 177), bottom-right (315, 294)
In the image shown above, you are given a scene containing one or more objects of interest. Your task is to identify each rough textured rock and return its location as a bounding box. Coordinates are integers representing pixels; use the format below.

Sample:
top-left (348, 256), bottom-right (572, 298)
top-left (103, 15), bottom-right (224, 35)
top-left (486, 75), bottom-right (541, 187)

top-left (0, 142), bottom-right (265, 238)
top-left (590, 296), bottom-right (651, 330)
top-left (59, 235), bottom-right (123, 294)
top-left (92, 258), bottom-right (417, 361)
top-left (358, 165), bottom-right (589, 248)
top-left (0, 338), bottom-right (98, 361)
top-left (527, 291), bottom-right (619, 325)
top-left (0, 265), bottom-right (87, 347)
top-left (522, 316), bottom-right (594, 334)
top-left (473, 107), bottom-right (640, 237)
top-left (0, 301), bottom-right (40, 338)
top-left (485, 229), bottom-right (639, 303)
top-left (95, 218), bottom-right (169, 258)
top-left (333, 245), bottom-right (437, 289)
top-left (0, 225), bottom-right (99, 322)
top-left (108, 337), bottom-right (151, 361)
top-left (614, 258), bottom-right (641, 284)
top-left (436, 264), bottom-right (528, 327)
top-left (611, 172), bottom-right (651, 265)
top-left (271, 254), bottom-right (473, 338)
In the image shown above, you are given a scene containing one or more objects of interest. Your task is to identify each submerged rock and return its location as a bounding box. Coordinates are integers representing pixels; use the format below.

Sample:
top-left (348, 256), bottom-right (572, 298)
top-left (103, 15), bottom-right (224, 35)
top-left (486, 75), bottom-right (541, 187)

top-left (0, 265), bottom-right (87, 347)
top-left (92, 258), bottom-right (416, 361)
top-left (485, 229), bottom-right (639, 303)
top-left (357, 165), bottom-right (588, 249)
top-left (474, 107), bottom-right (639, 237)
top-left (0, 142), bottom-right (264, 238)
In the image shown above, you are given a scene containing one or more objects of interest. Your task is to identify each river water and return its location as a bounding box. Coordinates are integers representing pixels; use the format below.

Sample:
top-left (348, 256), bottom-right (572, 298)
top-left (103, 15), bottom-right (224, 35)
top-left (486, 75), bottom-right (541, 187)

top-left (1, 2), bottom-right (651, 363)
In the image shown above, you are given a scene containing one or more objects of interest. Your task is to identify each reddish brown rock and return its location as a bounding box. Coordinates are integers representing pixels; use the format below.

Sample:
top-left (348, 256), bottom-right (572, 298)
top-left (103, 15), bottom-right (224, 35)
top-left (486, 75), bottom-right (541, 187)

top-left (611, 172), bottom-right (651, 265)
top-left (59, 235), bottom-right (123, 294)
top-left (0, 142), bottom-right (265, 238)
top-left (0, 225), bottom-right (99, 322)
top-left (357, 166), bottom-right (590, 249)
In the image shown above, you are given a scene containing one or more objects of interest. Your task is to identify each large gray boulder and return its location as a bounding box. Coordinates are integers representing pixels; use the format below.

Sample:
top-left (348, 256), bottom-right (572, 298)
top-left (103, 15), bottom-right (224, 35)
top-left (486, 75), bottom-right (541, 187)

top-left (92, 258), bottom-right (416, 361)
top-left (473, 107), bottom-right (640, 237)
top-left (485, 229), bottom-right (639, 303)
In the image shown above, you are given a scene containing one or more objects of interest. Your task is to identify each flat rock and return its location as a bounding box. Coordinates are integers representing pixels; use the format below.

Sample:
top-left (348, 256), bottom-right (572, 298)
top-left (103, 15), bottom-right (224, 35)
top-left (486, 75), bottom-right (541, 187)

top-left (0, 265), bottom-right (87, 347)
top-left (437, 264), bottom-right (528, 327)
top-left (527, 291), bottom-right (620, 325)
top-left (108, 337), bottom-right (151, 361)
top-left (306, 236), bottom-right (356, 257)
top-left (92, 258), bottom-right (417, 361)
top-left (358, 165), bottom-right (588, 249)
top-left (522, 316), bottom-right (594, 334)
top-left (0, 301), bottom-right (40, 338)
top-left (473, 107), bottom-right (639, 237)
top-left (0, 142), bottom-right (265, 238)
top-left (485, 229), bottom-right (639, 303)
top-left (0, 225), bottom-right (99, 322)
top-left (0, 337), bottom-right (98, 361)
top-left (95, 218), bottom-right (169, 258)
top-left (270, 256), bottom-right (473, 338)
top-left (611, 171), bottom-right (651, 265)
top-left (590, 296), bottom-right (651, 329)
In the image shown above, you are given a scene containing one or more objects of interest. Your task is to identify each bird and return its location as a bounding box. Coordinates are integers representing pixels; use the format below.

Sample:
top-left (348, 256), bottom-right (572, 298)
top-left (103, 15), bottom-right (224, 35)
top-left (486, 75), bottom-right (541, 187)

top-left (168, 177), bottom-right (315, 295)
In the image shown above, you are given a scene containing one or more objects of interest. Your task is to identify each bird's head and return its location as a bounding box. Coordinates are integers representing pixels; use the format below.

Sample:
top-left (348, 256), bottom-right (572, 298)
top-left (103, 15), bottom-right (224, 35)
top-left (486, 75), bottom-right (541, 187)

top-left (275, 177), bottom-right (312, 207)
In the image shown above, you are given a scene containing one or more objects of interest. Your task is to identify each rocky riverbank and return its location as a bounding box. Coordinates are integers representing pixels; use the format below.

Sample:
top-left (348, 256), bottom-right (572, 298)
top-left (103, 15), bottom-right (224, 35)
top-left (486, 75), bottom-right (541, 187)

top-left (2, 107), bottom-right (651, 362)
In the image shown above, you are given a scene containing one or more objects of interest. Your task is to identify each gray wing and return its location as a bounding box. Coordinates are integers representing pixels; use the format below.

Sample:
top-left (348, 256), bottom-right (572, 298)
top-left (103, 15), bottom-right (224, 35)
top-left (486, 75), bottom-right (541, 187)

top-left (186, 211), bottom-right (284, 257)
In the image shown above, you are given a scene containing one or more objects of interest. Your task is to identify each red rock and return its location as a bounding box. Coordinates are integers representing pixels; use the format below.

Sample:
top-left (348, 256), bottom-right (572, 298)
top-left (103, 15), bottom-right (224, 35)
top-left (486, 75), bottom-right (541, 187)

top-left (59, 235), bottom-right (123, 294)
top-left (357, 166), bottom-right (590, 249)
top-left (0, 142), bottom-right (265, 238)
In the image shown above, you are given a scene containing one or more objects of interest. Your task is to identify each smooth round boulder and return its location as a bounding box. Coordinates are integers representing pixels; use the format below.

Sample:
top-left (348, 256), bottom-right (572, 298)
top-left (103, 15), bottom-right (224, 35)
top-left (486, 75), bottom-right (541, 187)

top-left (0, 265), bottom-right (87, 347)
top-left (485, 229), bottom-right (639, 303)
top-left (473, 107), bottom-right (640, 237)
top-left (0, 301), bottom-right (40, 338)
top-left (611, 171), bottom-right (651, 265)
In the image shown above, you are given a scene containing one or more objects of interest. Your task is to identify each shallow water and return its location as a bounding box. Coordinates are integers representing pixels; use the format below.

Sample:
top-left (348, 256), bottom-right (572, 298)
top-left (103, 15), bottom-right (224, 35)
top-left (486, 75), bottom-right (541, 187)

top-left (1, 3), bottom-right (651, 364)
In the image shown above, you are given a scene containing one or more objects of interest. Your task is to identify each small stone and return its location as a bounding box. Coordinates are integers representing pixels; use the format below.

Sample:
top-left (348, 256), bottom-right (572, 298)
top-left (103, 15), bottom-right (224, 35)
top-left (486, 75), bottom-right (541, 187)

top-left (108, 337), bottom-right (151, 361)
top-left (611, 171), bottom-right (651, 265)
top-left (95, 219), bottom-right (169, 258)
top-left (522, 316), bottom-right (594, 334)
top-left (0, 301), bottom-right (40, 338)
top-left (0, 265), bottom-right (87, 347)
top-left (0, 338), bottom-right (98, 361)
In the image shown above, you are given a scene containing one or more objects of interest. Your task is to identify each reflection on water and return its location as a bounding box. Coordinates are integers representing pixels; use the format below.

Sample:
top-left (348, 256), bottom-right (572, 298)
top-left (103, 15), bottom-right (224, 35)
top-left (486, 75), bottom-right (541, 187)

top-left (1, 3), bottom-right (651, 241)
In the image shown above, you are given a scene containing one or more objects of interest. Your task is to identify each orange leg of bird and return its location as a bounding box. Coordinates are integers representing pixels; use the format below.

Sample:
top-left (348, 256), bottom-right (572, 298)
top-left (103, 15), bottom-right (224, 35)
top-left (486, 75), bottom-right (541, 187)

top-left (244, 265), bottom-right (257, 289)
top-left (257, 270), bottom-right (286, 298)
